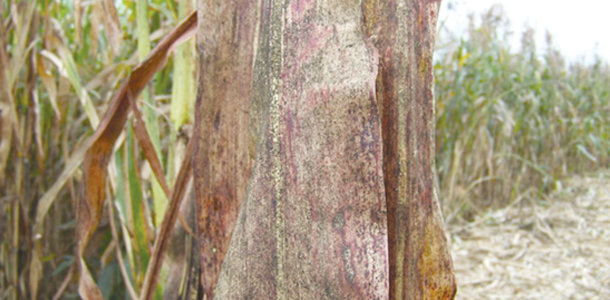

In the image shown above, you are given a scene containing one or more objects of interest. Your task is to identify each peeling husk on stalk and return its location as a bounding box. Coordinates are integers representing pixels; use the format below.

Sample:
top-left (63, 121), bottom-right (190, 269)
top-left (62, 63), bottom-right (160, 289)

top-left (362, 0), bottom-right (457, 298)
top-left (193, 1), bottom-right (259, 298)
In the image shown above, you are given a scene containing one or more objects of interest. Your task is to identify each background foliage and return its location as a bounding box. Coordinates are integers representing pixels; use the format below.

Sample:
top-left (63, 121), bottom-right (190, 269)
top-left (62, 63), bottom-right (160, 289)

top-left (1, 0), bottom-right (194, 298)
top-left (435, 6), bottom-right (610, 223)
top-left (0, 1), bottom-right (608, 299)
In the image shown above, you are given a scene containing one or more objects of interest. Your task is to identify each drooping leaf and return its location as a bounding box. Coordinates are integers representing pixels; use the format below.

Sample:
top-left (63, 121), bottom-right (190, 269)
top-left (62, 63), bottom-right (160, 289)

top-left (75, 11), bottom-right (197, 299)
top-left (140, 139), bottom-right (193, 300)
top-left (56, 41), bottom-right (100, 128)
top-left (128, 95), bottom-right (171, 198)
top-left (137, 0), bottom-right (167, 231)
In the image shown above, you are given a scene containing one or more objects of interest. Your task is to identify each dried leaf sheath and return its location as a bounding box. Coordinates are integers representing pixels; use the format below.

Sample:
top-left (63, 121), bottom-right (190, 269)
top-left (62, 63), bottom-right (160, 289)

top-left (193, 1), bottom-right (259, 298)
top-left (362, 0), bottom-right (457, 299)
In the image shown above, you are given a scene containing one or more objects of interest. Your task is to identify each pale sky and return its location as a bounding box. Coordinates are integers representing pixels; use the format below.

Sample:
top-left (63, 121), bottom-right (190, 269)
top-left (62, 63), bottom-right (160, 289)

top-left (439, 0), bottom-right (610, 63)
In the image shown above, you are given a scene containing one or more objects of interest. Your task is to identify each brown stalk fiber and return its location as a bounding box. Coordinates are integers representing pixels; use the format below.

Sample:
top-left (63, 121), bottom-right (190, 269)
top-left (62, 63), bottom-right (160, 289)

top-left (362, 0), bottom-right (457, 298)
top-left (193, 2), bottom-right (259, 298)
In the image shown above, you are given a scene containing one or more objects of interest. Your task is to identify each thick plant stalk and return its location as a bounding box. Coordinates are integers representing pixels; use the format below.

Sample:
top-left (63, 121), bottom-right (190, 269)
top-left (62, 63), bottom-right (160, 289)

top-left (193, 1), bottom-right (259, 298)
top-left (362, 0), bottom-right (457, 298)
top-left (195, 0), bottom-right (455, 298)
top-left (213, 0), bottom-right (389, 298)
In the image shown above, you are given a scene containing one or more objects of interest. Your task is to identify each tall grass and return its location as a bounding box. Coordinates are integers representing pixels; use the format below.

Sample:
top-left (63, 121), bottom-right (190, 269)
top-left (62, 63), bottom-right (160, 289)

top-left (435, 6), bottom-right (610, 223)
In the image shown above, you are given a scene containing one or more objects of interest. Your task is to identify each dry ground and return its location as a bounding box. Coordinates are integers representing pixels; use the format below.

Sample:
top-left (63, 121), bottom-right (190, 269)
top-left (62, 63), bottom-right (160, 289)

top-left (451, 173), bottom-right (610, 299)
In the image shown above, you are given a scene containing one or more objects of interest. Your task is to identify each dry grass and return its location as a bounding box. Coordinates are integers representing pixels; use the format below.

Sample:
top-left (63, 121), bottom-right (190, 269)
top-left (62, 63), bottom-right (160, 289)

top-left (451, 172), bottom-right (610, 299)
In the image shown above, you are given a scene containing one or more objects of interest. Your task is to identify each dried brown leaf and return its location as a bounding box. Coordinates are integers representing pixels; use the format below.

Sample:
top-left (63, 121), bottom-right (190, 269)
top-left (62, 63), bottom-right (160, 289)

top-left (140, 138), bottom-right (193, 300)
top-left (127, 92), bottom-right (195, 237)
top-left (128, 94), bottom-right (171, 196)
top-left (75, 11), bottom-right (197, 299)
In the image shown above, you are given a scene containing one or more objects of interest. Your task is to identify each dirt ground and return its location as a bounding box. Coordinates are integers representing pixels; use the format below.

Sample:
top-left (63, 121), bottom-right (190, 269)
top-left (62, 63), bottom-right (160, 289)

top-left (450, 173), bottom-right (610, 299)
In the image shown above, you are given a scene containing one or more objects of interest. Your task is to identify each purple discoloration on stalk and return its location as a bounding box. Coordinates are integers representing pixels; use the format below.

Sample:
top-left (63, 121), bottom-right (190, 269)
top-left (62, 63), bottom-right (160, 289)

top-left (215, 0), bottom-right (389, 299)
top-left (289, 0), bottom-right (315, 21)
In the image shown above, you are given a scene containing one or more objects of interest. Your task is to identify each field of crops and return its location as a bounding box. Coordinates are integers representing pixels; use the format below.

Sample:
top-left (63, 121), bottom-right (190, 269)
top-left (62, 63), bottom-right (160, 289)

top-left (435, 6), bottom-right (610, 224)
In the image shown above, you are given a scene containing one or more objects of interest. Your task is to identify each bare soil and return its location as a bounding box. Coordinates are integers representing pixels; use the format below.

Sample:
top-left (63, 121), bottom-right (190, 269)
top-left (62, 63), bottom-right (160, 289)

top-left (451, 173), bottom-right (610, 299)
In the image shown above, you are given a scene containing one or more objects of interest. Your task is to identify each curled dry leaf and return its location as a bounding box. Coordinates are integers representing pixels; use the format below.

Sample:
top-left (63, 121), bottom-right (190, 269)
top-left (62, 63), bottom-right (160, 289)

top-left (75, 11), bottom-right (197, 299)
